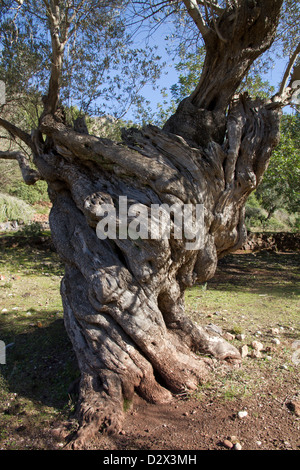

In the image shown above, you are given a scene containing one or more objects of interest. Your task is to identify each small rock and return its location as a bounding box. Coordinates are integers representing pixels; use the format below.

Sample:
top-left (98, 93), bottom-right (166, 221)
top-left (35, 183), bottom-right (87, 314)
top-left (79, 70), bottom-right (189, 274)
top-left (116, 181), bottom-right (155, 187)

top-left (206, 323), bottom-right (223, 336)
top-left (234, 443), bottom-right (242, 450)
top-left (237, 410), bottom-right (248, 419)
top-left (270, 328), bottom-right (279, 335)
top-left (51, 428), bottom-right (61, 439)
top-left (236, 334), bottom-right (246, 341)
top-left (255, 330), bottom-right (262, 336)
top-left (251, 350), bottom-right (262, 359)
top-left (51, 426), bottom-right (69, 440)
top-left (230, 436), bottom-right (239, 444)
top-left (272, 338), bottom-right (280, 345)
top-left (1, 308), bottom-right (8, 313)
top-left (223, 332), bottom-right (235, 341)
top-left (288, 400), bottom-right (300, 417)
top-left (240, 345), bottom-right (249, 358)
top-left (256, 441), bottom-right (262, 446)
top-left (223, 439), bottom-right (234, 449)
top-left (251, 340), bottom-right (264, 351)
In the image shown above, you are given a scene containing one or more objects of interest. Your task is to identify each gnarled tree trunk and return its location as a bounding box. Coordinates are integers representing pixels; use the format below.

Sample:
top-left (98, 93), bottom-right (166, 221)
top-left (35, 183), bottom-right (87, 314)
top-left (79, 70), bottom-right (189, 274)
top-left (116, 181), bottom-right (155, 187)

top-left (1, 0), bottom-right (291, 449)
top-left (36, 89), bottom-right (281, 447)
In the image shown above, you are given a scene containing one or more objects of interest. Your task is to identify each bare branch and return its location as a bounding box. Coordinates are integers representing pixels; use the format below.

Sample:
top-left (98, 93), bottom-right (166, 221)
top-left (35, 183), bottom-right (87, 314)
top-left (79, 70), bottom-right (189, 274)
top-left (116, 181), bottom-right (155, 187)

top-left (206, 0), bottom-right (227, 42)
top-left (182, 0), bottom-right (209, 39)
top-left (0, 150), bottom-right (41, 185)
top-left (197, 0), bottom-right (224, 15)
top-left (0, 117), bottom-right (36, 154)
top-left (267, 42), bottom-right (300, 109)
top-left (278, 42), bottom-right (300, 96)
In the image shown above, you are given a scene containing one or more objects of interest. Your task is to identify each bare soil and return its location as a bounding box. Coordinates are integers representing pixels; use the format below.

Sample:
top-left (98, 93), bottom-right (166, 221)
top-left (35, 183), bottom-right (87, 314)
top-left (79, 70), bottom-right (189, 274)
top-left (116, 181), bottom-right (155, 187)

top-left (93, 390), bottom-right (299, 452)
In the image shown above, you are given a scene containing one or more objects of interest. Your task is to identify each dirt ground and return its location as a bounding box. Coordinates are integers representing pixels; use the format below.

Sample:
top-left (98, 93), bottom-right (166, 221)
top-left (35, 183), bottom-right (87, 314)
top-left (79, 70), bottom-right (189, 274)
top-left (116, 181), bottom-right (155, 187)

top-left (91, 393), bottom-right (299, 452)
top-left (74, 354), bottom-right (300, 452)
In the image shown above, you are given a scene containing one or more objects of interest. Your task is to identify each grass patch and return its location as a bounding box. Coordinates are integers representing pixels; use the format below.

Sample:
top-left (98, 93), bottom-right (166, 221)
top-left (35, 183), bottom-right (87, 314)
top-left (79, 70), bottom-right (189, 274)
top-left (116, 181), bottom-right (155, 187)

top-left (0, 193), bottom-right (34, 224)
top-left (186, 252), bottom-right (300, 332)
top-left (0, 235), bottom-right (79, 449)
top-left (186, 251), bottom-right (300, 404)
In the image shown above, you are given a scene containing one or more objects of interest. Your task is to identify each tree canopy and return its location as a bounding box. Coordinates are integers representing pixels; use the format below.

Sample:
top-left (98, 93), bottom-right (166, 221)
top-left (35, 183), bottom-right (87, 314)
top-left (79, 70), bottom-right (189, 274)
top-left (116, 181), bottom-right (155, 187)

top-left (256, 112), bottom-right (300, 218)
top-left (0, 0), bottom-right (165, 125)
top-left (1, 0), bottom-right (299, 132)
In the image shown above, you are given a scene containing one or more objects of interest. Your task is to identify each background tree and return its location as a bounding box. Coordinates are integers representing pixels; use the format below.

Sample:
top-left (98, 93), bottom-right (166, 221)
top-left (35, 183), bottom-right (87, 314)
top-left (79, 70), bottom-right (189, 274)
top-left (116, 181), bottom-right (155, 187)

top-left (0, 0), bottom-right (163, 129)
top-left (255, 113), bottom-right (300, 220)
top-left (0, 0), bottom-right (299, 448)
top-left (154, 45), bottom-right (276, 126)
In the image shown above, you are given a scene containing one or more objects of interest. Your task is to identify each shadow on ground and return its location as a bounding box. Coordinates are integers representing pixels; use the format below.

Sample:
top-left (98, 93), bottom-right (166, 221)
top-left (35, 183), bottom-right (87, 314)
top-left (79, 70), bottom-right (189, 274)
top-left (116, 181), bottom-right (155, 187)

top-left (0, 313), bottom-right (79, 410)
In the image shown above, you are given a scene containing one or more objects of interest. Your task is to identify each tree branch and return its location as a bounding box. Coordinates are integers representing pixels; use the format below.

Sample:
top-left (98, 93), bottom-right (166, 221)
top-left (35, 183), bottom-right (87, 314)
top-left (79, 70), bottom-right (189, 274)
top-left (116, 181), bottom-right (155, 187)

top-left (182, 0), bottom-right (210, 39)
top-left (0, 150), bottom-right (42, 185)
top-left (278, 42), bottom-right (300, 96)
top-left (206, 0), bottom-right (227, 42)
top-left (267, 42), bottom-right (300, 109)
top-left (42, 0), bottom-right (68, 115)
top-left (0, 117), bottom-right (37, 154)
top-left (197, 0), bottom-right (224, 16)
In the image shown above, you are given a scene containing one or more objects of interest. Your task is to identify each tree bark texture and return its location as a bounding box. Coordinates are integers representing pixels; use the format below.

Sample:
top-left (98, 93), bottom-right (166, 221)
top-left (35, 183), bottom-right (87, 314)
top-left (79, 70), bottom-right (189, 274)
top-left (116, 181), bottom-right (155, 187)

top-left (35, 91), bottom-right (281, 446)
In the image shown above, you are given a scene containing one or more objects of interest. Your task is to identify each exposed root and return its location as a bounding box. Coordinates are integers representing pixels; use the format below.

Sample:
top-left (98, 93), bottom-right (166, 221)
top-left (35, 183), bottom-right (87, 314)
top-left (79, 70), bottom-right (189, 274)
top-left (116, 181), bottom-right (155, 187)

top-left (65, 371), bottom-right (125, 449)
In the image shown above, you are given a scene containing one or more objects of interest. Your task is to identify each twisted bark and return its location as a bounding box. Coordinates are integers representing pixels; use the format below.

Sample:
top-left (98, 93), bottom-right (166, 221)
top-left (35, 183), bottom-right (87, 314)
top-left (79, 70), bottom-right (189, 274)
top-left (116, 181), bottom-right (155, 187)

top-left (32, 91), bottom-right (281, 447)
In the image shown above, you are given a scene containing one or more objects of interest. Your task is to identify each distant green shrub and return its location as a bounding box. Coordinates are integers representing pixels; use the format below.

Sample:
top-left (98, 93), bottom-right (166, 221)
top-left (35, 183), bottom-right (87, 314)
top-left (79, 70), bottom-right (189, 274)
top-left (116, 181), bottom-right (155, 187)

top-left (245, 193), bottom-right (299, 232)
top-left (8, 180), bottom-right (49, 205)
top-left (245, 193), bottom-right (267, 231)
top-left (0, 193), bottom-right (34, 223)
top-left (20, 221), bottom-right (44, 237)
top-left (294, 215), bottom-right (300, 232)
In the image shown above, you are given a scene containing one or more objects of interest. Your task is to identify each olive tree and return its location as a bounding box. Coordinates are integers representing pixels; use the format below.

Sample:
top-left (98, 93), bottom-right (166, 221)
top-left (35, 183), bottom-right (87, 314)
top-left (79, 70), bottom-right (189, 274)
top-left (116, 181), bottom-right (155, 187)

top-left (0, 0), bottom-right (299, 448)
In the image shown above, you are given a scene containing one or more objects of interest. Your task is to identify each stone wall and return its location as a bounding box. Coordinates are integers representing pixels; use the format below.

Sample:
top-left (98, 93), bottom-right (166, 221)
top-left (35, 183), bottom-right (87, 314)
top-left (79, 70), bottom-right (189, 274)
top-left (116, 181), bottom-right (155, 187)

top-left (242, 232), bottom-right (300, 252)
